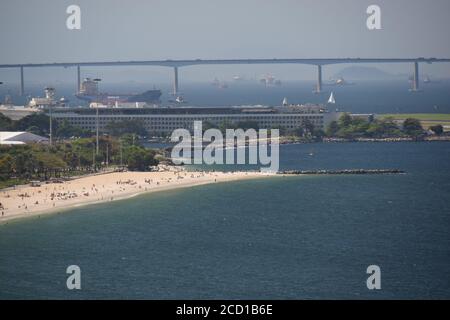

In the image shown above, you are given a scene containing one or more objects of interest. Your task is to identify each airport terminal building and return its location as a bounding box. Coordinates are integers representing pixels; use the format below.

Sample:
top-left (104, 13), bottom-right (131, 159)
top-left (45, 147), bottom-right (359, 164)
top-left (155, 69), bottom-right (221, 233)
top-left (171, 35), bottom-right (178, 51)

top-left (47, 104), bottom-right (337, 135)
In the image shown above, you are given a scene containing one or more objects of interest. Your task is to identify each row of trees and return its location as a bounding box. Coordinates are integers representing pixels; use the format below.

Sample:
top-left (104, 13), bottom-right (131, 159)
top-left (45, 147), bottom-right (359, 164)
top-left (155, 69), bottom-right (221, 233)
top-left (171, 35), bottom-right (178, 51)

top-left (202, 119), bottom-right (324, 141)
top-left (0, 113), bottom-right (148, 139)
top-left (5, 112), bottom-right (444, 142)
top-left (325, 113), bottom-right (443, 139)
top-left (0, 135), bottom-right (160, 186)
top-left (0, 113), bottom-right (92, 138)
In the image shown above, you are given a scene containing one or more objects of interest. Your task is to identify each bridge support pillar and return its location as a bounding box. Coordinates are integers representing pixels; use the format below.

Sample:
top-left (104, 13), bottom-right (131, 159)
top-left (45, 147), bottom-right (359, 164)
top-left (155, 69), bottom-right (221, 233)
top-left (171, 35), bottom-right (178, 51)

top-left (411, 62), bottom-right (419, 91)
top-left (173, 66), bottom-right (179, 95)
top-left (20, 66), bottom-right (24, 96)
top-left (315, 65), bottom-right (322, 93)
top-left (77, 65), bottom-right (81, 93)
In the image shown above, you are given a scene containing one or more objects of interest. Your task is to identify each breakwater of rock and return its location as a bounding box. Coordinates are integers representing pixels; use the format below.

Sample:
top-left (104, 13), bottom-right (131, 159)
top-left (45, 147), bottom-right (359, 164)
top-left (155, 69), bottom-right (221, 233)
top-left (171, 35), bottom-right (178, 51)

top-left (278, 169), bottom-right (406, 175)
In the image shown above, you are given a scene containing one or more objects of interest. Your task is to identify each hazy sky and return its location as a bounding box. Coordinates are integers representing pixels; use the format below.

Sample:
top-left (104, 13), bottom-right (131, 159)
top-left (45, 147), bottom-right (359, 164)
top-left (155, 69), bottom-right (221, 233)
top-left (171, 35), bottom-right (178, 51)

top-left (1, 0), bottom-right (450, 83)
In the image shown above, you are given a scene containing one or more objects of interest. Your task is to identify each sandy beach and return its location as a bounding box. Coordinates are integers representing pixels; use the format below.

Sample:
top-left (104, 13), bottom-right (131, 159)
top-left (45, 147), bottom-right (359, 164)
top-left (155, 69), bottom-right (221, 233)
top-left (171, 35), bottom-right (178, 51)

top-left (0, 167), bottom-right (274, 223)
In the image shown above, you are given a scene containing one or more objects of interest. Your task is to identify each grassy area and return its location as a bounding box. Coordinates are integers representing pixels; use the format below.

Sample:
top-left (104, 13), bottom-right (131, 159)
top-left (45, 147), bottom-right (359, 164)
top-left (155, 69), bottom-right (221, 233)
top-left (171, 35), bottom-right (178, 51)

top-left (0, 178), bottom-right (28, 190)
top-left (379, 114), bottom-right (450, 121)
top-left (378, 113), bottom-right (450, 132)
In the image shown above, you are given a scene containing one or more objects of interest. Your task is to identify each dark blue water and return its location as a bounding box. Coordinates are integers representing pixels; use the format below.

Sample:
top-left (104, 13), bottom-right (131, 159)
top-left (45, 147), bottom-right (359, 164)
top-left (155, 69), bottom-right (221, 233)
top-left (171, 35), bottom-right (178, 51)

top-left (2, 80), bottom-right (450, 114)
top-left (1, 142), bottom-right (449, 299)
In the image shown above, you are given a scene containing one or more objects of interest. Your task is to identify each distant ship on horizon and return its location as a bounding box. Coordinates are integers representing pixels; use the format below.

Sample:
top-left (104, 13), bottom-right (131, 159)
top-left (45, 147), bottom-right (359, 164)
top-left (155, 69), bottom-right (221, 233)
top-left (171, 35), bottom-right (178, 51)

top-left (423, 75), bottom-right (441, 84)
top-left (325, 77), bottom-right (355, 86)
top-left (75, 78), bottom-right (162, 105)
top-left (259, 74), bottom-right (282, 87)
top-left (211, 78), bottom-right (229, 89)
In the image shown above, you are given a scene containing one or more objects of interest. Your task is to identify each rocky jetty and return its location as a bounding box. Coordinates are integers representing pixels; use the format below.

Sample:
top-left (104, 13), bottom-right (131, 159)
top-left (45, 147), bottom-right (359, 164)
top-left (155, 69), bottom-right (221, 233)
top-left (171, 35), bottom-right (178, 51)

top-left (278, 169), bottom-right (405, 175)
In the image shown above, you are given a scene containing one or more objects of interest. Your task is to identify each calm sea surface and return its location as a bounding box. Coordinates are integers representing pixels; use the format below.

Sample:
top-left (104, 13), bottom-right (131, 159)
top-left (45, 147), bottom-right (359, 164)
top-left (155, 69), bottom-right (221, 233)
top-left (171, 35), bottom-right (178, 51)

top-left (1, 142), bottom-right (449, 299)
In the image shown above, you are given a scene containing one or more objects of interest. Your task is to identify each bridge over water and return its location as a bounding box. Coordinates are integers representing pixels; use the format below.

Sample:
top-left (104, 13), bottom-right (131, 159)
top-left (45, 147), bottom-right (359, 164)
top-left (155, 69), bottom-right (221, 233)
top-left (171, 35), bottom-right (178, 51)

top-left (1, 57), bottom-right (449, 96)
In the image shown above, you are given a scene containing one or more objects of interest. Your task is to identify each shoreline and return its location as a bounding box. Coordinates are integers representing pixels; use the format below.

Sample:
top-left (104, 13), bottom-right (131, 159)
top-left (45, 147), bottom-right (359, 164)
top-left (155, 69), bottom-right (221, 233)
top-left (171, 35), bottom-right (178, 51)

top-left (0, 168), bottom-right (276, 224)
top-left (147, 136), bottom-right (450, 147)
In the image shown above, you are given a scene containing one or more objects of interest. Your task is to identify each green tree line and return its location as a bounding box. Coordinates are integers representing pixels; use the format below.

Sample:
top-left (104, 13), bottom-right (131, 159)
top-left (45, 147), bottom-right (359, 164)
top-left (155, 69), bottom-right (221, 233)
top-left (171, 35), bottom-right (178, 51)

top-left (0, 113), bottom-right (149, 139)
top-left (0, 112), bottom-right (92, 138)
top-left (0, 135), bottom-right (160, 188)
top-left (324, 113), bottom-right (443, 139)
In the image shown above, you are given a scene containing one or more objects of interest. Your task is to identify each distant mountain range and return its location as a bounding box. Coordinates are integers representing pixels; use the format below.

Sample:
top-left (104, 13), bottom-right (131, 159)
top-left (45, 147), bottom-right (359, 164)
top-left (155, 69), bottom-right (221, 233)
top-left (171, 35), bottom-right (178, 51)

top-left (333, 66), bottom-right (400, 80)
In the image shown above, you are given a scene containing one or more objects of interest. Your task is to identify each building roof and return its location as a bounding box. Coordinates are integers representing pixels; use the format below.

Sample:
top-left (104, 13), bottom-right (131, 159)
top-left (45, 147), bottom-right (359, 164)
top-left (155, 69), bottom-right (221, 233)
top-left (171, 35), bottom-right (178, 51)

top-left (0, 131), bottom-right (49, 145)
top-left (48, 104), bottom-right (328, 116)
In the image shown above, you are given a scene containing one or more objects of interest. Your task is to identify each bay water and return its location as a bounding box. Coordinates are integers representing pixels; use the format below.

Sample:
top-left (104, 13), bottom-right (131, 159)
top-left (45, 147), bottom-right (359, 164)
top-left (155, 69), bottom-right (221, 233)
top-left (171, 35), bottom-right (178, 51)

top-left (1, 142), bottom-right (449, 299)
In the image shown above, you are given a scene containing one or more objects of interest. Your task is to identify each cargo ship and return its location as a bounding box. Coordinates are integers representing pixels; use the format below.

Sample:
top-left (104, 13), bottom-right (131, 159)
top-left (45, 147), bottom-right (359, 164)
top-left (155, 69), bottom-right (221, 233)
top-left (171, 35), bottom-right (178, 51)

top-left (75, 78), bottom-right (162, 105)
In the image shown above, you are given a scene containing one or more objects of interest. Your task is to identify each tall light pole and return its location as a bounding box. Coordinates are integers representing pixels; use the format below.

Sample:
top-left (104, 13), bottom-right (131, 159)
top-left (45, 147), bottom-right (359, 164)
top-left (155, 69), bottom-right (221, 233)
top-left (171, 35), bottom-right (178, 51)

top-left (49, 103), bottom-right (53, 145)
top-left (92, 145), bottom-right (96, 171)
top-left (93, 78), bottom-right (102, 155)
top-left (0, 82), bottom-right (3, 108)
top-left (120, 138), bottom-right (123, 168)
top-left (106, 141), bottom-right (109, 168)
top-left (120, 137), bottom-right (123, 169)
top-left (45, 87), bottom-right (55, 145)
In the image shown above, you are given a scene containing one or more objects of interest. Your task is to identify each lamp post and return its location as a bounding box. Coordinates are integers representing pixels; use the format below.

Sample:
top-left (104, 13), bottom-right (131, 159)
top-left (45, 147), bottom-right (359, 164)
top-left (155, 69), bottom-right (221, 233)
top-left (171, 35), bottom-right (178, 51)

top-left (45, 87), bottom-right (55, 145)
top-left (106, 140), bottom-right (109, 168)
top-left (49, 103), bottom-right (53, 145)
top-left (120, 138), bottom-right (123, 169)
top-left (93, 78), bottom-right (102, 155)
top-left (92, 145), bottom-right (96, 171)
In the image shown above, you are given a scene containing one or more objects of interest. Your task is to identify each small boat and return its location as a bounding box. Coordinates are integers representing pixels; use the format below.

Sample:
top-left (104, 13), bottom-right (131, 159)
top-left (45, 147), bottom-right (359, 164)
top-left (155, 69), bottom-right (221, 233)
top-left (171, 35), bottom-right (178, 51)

top-left (327, 92), bottom-right (336, 104)
top-left (168, 96), bottom-right (188, 104)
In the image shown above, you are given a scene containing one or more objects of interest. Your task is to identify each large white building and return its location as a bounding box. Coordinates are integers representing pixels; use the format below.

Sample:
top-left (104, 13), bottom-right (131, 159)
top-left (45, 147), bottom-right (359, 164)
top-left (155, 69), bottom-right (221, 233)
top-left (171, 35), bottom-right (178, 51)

top-left (48, 105), bottom-right (338, 135)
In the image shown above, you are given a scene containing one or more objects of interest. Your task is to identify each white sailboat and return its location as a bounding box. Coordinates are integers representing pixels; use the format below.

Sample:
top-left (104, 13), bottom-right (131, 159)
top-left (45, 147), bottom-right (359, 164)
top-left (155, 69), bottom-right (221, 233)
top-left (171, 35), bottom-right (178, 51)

top-left (327, 91), bottom-right (336, 104)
